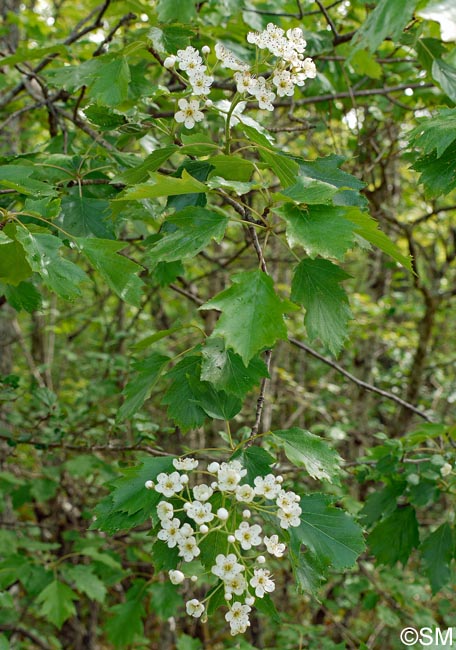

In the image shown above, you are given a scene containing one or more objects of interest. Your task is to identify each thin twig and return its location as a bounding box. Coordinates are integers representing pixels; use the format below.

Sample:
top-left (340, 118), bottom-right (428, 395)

top-left (289, 337), bottom-right (433, 421)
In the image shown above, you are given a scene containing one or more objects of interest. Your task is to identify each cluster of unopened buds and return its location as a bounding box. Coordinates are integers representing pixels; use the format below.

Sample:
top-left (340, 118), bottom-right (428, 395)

top-left (163, 23), bottom-right (316, 129)
top-left (145, 457), bottom-right (302, 635)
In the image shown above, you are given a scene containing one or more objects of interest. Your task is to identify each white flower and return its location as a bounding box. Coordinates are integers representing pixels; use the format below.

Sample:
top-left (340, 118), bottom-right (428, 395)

top-left (234, 521), bottom-right (262, 550)
top-left (264, 534), bottom-right (286, 557)
top-left (190, 72), bottom-right (213, 96)
top-left (250, 568), bottom-right (275, 598)
top-left (441, 463), bottom-right (453, 477)
top-left (217, 461), bottom-right (247, 491)
top-left (192, 484), bottom-right (213, 501)
top-left (256, 89), bottom-right (275, 111)
top-left (211, 553), bottom-right (244, 580)
top-left (174, 98), bottom-right (204, 129)
top-left (186, 598), bottom-right (205, 618)
top-left (214, 43), bottom-right (249, 71)
top-left (225, 601), bottom-right (251, 635)
top-left (277, 508), bottom-right (301, 529)
top-left (272, 69), bottom-right (295, 97)
top-left (235, 484), bottom-right (255, 503)
top-left (178, 535), bottom-right (200, 562)
top-left (157, 517), bottom-right (182, 548)
top-left (173, 457), bottom-right (199, 471)
top-left (155, 471), bottom-right (185, 497)
top-left (218, 468), bottom-right (242, 492)
top-left (186, 500), bottom-right (214, 525)
top-left (177, 46), bottom-right (203, 72)
top-left (254, 474), bottom-right (282, 499)
top-left (234, 71), bottom-right (253, 94)
top-left (224, 572), bottom-right (247, 596)
top-left (157, 501), bottom-right (174, 521)
top-left (287, 27), bottom-right (307, 52)
top-left (169, 569), bottom-right (185, 585)
top-left (301, 57), bottom-right (317, 78)
top-left (276, 490), bottom-right (301, 512)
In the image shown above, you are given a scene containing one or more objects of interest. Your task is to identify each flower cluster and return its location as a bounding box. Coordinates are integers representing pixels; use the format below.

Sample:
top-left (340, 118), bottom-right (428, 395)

top-left (164, 23), bottom-right (316, 128)
top-left (146, 457), bottom-right (300, 635)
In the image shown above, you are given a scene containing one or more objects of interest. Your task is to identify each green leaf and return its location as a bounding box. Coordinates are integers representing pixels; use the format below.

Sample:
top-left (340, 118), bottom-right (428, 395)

top-left (199, 529), bottom-right (230, 570)
top-left (350, 49), bottom-right (382, 79)
top-left (351, 0), bottom-right (419, 54)
top-left (157, 0), bottom-right (197, 22)
top-left (4, 282), bottom-right (42, 312)
top-left (177, 634), bottom-right (203, 650)
top-left (360, 484), bottom-right (403, 526)
top-left (148, 583), bottom-right (184, 619)
top-left (289, 549), bottom-right (329, 593)
top-left (421, 523), bottom-right (454, 593)
top-left (412, 141), bottom-right (456, 198)
top-left (432, 59), bottom-right (456, 103)
top-left (240, 446), bottom-right (276, 485)
top-left (105, 582), bottom-right (145, 648)
top-left (241, 124), bottom-right (298, 187)
top-left (0, 164), bottom-right (56, 196)
top-left (368, 506), bottom-right (419, 565)
top-left (77, 238), bottom-right (144, 306)
top-left (208, 155), bottom-right (254, 182)
top-left (16, 229), bottom-right (87, 300)
top-left (88, 56), bottom-right (130, 106)
top-left (290, 494), bottom-right (365, 569)
top-left (117, 353), bottom-right (170, 422)
top-left (151, 540), bottom-right (180, 571)
top-left (188, 377), bottom-right (242, 420)
top-left (0, 226), bottom-right (33, 285)
top-left (180, 133), bottom-right (219, 156)
top-left (276, 204), bottom-right (354, 260)
top-left (36, 580), bottom-right (78, 628)
top-left (147, 207), bottom-right (228, 262)
top-left (408, 108), bottom-right (456, 158)
top-left (201, 270), bottom-right (289, 365)
top-left (200, 337), bottom-right (269, 398)
top-left (291, 259), bottom-right (352, 355)
top-left (345, 208), bottom-right (413, 270)
top-left (162, 356), bottom-right (207, 431)
top-left (272, 427), bottom-right (342, 483)
top-left (278, 176), bottom-right (339, 205)
top-left (63, 565), bottom-right (107, 603)
top-left (255, 593), bottom-right (281, 623)
top-left (60, 196), bottom-right (113, 238)
top-left (83, 104), bottom-right (126, 129)
top-left (92, 457), bottom-right (174, 534)
top-left (117, 170), bottom-right (206, 200)
top-left (113, 146), bottom-right (178, 184)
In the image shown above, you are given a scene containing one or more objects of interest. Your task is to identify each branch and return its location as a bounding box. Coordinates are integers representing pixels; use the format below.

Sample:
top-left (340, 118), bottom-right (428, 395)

top-left (0, 434), bottom-right (169, 455)
top-left (0, 626), bottom-right (52, 650)
top-left (289, 337), bottom-right (433, 421)
top-left (273, 82), bottom-right (434, 107)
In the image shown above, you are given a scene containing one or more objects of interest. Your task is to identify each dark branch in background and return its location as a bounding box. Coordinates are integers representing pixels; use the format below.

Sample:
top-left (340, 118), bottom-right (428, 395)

top-left (274, 82), bottom-right (434, 107)
top-left (93, 12), bottom-right (137, 57)
top-left (0, 433), bottom-right (169, 456)
top-left (289, 337), bottom-right (433, 421)
top-left (0, 0), bottom-right (112, 109)
top-left (314, 0), bottom-right (355, 46)
top-left (0, 626), bottom-right (52, 650)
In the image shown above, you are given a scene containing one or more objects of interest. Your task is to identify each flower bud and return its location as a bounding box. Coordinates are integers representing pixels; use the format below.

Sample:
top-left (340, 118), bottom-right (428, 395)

top-left (181, 474), bottom-right (189, 484)
top-left (191, 575), bottom-right (198, 582)
top-left (200, 524), bottom-right (209, 534)
top-left (163, 55), bottom-right (176, 68)
top-left (225, 592), bottom-right (232, 600)
top-left (217, 507), bottom-right (229, 521)
top-left (145, 480), bottom-right (154, 489)
top-left (242, 509), bottom-right (251, 519)
top-left (245, 596), bottom-right (255, 606)
top-left (169, 570), bottom-right (185, 585)
top-left (208, 462), bottom-right (219, 473)
top-left (228, 534), bottom-right (235, 543)
top-left (257, 555), bottom-right (266, 564)
top-left (205, 99), bottom-right (213, 108)
top-left (202, 45), bottom-right (210, 55)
